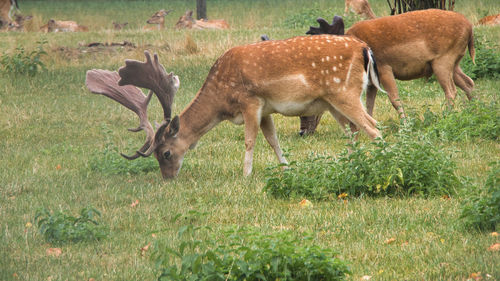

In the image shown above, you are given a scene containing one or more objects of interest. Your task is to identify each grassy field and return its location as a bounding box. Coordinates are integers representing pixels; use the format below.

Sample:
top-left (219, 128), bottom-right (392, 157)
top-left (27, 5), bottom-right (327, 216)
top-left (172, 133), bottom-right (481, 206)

top-left (1, 0), bottom-right (499, 280)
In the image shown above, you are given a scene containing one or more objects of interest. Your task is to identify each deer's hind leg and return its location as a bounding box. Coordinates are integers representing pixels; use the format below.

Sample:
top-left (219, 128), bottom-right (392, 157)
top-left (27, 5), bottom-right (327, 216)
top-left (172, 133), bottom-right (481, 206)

top-left (324, 91), bottom-right (381, 140)
top-left (453, 64), bottom-right (475, 100)
top-left (432, 57), bottom-right (458, 104)
top-left (260, 115), bottom-right (288, 167)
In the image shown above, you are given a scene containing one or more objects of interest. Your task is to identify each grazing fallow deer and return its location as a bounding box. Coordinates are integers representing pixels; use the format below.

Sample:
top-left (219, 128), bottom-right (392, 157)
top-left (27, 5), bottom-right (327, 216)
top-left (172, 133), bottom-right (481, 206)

top-left (344, 0), bottom-right (376, 20)
top-left (478, 14), bottom-right (500, 26)
top-left (86, 36), bottom-right (384, 179)
top-left (175, 10), bottom-right (229, 30)
top-left (143, 9), bottom-right (172, 31)
top-left (299, 9), bottom-right (476, 135)
top-left (40, 19), bottom-right (89, 32)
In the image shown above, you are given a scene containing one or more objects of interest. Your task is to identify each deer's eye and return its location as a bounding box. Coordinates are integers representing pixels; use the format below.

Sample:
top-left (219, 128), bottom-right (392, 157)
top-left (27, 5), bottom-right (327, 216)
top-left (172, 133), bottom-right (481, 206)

top-left (163, 151), bottom-right (171, 159)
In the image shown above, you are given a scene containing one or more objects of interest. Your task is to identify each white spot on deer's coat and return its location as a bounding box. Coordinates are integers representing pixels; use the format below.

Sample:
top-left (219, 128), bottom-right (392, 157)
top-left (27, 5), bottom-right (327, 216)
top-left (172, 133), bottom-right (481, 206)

top-left (312, 62), bottom-right (316, 68)
top-left (333, 77), bottom-right (341, 84)
top-left (316, 47), bottom-right (321, 51)
top-left (345, 43), bottom-right (349, 47)
top-left (340, 55), bottom-right (343, 59)
top-left (326, 56), bottom-right (330, 61)
top-left (333, 66), bottom-right (337, 71)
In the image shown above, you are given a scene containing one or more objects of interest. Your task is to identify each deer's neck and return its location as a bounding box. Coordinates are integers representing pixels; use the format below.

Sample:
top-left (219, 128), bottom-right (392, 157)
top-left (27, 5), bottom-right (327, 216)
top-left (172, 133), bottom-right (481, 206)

top-left (177, 89), bottom-right (222, 149)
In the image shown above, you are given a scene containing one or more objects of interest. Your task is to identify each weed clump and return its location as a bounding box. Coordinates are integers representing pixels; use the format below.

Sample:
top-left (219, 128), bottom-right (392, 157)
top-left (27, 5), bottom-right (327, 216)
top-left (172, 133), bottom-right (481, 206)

top-left (461, 161), bottom-right (500, 231)
top-left (0, 40), bottom-right (47, 76)
top-left (265, 120), bottom-right (460, 200)
top-left (460, 33), bottom-right (500, 80)
top-left (35, 206), bottom-right (108, 245)
top-left (423, 100), bottom-right (500, 141)
top-left (153, 212), bottom-right (350, 280)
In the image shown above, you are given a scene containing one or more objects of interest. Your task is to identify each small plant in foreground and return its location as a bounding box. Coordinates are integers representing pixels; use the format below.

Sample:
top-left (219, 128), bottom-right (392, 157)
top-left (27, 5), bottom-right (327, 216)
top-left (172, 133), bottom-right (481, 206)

top-left (0, 40), bottom-right (47, 76)
top-left (265, 120), bottom-right (461, 200)
top-left (152, 212), bottom-right (350, 280)
top-left (461, 161), bottom-right (500, 231)
top-left (35, 206), bottom-right (108, 244)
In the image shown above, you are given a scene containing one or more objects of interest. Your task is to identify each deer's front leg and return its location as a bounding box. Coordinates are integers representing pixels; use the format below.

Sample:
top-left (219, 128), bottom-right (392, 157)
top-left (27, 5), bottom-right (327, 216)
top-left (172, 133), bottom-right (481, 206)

top-left (242, 107), bottom-right (261, 177)
top-left (260, 115), bottom-right (288, 168)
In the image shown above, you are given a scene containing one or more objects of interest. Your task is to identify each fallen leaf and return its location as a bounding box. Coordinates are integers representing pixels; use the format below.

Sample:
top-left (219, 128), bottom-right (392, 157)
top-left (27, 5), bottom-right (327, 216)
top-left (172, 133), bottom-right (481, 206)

top-left (299, 199), bottom-right (313, 208)
top-left (89, 278), bottom-right (96, 281)
top-left (25, 222), bottom-right (32, 228)
top-left (140, 242), bottom-right (151, 256)
top-left (12, 273), bottom-right (18, 278)
top-left (385, 238), bottom-right (396, 244)
top-left (360, 276), bottom-right (372, 280)
top-left (469, 272), bottom-right (482, 280)
top-left (56, 164), bottom-right (62, 170)
top-left (46, 248), bottom-right (62, 257)
top-left (338, 193), bottom-right (348, 199)
top-left (151, 233), bottom-right (157, 238)
top-left (490, 232), bottom-right (499, 237)
top-left (441, 194), bottom-right (450, 200)
top-left (487, 243), bottom-right (500, 252)
top-left (130, 200), bottom-right (139, 208)
top-left (401, 241), bottom-right (409, 247)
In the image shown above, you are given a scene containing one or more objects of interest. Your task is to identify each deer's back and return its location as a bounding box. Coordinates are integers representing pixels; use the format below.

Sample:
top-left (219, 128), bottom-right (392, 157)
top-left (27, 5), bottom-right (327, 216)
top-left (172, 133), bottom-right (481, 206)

top-left (347, 9), bottom-right (473, 79)
top-left (347, 9), bottom-right (472, 57)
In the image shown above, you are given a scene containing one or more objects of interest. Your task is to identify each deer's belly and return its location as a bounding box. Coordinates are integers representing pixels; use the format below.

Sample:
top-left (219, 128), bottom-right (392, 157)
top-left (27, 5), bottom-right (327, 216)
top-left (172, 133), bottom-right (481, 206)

top-left (264, 99), bottom-right (328, 117)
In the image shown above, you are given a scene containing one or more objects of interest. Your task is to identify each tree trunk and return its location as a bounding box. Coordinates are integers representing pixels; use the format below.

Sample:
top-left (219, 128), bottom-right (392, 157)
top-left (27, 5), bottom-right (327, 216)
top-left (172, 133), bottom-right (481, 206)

top-left (196, 0), bottom-right (207, 20)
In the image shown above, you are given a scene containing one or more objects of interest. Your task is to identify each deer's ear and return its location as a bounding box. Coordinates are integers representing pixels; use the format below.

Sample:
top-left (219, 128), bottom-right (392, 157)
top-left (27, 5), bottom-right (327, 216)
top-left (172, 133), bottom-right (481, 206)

top-left (167, 115), bottom-right (180, 136)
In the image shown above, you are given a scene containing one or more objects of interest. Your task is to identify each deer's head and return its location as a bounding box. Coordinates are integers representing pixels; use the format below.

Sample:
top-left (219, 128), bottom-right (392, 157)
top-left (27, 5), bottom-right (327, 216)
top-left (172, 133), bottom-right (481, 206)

top-left (86, 52), bottom-right (182, 179)
top-left (175, 10), bottom-right (196, 29)
top-left (146, 9), bottom-right (172, 25)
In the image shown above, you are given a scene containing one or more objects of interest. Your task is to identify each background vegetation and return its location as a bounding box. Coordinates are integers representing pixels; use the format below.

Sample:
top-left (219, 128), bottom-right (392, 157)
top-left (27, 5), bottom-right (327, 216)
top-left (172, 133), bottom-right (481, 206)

top-left (0, 0), bottom-right (499, 280)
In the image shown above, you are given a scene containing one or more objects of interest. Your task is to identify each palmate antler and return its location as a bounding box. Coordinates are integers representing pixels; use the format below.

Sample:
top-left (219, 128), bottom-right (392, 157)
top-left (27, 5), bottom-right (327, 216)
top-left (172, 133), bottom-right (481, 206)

top-left (85, 51), bottom-right (179, 160)
top-left (306, 16), bottom-right (345, 36)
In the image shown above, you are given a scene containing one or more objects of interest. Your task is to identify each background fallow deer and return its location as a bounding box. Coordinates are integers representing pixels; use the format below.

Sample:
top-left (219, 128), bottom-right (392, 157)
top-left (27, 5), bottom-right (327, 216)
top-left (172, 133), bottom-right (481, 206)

top-left (478, 13), bottom-right (500, 26)
top-left (40, 19), bottom-right (88, 32)
top-left (299, 9), bottom-right (475, 135)
top-left (5, 13), bottom-right (31, 31)
top-left (344, 0), bottom-right (376, 20)
top-left (175, 10), bottom-right (229, 30)
top-left (113, 21), bottom-right (128, 30)
top-left (86, 35), bottom-right (384, 179)
top-left (143, 9), bottom-right (171, 31)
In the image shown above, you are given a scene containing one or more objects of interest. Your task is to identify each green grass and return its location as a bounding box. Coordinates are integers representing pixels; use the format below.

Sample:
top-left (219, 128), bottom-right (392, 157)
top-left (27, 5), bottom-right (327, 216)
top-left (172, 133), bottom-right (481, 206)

top-left (1, 0), bottom-right (499, 280)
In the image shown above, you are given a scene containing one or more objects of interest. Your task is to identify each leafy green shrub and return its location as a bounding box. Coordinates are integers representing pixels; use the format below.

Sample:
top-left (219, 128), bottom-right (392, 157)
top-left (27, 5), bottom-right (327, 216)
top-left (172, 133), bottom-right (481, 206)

top-left (265, 121), bottom-right (461, 200)
top-left (0, 40), bottom-right (47, 76)
top-left (35, 206), bottom-right (108, 244)
top-left (89, 140), bottom-right (158, 175)
top-left (461, 161), bottom-right (500, 231)
top-left (419, 100), bottom-right (499, 141)
top-left (460, 33), bottom-right (500, 80)
top-left (152, 212), bottom-right (350, 280)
